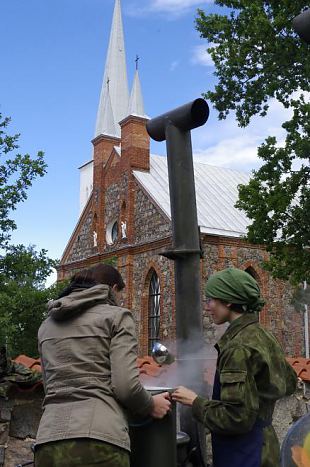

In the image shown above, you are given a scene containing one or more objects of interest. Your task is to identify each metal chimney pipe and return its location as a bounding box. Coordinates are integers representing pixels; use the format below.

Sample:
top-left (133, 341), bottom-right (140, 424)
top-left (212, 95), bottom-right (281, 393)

top-left (147, 98), bottom-right (209, 351)
top-left (147, 98), bottom-right (209, 467)
top-left (147, 98), bottom-right (209, 142)
top-left (293, 9), bottom-right (310, 44)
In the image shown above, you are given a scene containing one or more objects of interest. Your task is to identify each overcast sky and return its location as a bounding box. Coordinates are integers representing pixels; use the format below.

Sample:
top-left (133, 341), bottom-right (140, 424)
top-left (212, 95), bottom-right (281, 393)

top-left (1, 0), bottom-right (289, 280)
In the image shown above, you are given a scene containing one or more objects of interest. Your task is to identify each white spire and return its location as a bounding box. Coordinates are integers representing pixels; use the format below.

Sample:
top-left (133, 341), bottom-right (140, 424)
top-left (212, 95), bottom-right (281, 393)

top-left (95, 0), bottom-right (129, 137)
top-left (100, 81), bottom-right (117, 136)
top-left (128, 67), bottom-right (146, 117)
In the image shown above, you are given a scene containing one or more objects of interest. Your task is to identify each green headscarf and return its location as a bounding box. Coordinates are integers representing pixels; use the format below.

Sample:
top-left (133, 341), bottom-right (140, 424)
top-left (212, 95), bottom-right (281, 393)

top-left (205, 268), bottom-right (265, 313)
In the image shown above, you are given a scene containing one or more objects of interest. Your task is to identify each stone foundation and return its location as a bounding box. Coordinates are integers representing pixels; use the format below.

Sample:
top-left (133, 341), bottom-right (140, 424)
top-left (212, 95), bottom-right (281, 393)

top-left (0, 387), bottom-right (43, 467)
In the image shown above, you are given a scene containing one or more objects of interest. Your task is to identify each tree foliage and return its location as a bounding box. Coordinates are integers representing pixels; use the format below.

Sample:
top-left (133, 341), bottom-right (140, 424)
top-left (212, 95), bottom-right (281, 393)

top-left (0, 113), bottom-right (63, 356)
top-left (0, 245), bottom-right (65, 357)
top-left (0, 113), bottom-right (46, 248)
top-left (196, 1), bottom-right (310, 283)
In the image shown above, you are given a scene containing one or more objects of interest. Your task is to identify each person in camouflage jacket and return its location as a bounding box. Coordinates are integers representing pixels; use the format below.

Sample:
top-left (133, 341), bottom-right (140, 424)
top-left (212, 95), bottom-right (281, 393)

top-left (0, 346), bottom-right (42, 398)
top-left (172, 268), bottom-right (297, 467)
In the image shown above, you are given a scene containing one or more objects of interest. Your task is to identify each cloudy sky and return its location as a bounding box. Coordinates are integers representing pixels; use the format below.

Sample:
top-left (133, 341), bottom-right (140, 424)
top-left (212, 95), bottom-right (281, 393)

top-left (1, 0), bottom-right (288, 278)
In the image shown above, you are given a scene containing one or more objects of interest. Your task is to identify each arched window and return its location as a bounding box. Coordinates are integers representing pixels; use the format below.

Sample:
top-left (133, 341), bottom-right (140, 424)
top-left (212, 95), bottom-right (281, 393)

top-left (106, 219), bottom-right (118, 245)
top-left (245, 266), bottom-right (260, 283)
top-left (148, 270), bottom-right (161, 355)
top-left (111, 221), bottom-right (118, 243)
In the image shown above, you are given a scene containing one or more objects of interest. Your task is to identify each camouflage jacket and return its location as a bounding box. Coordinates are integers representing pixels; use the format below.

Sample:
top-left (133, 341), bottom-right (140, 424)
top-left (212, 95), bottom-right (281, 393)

top-left (192, 314), bottom-right (297, 466)
top-left (0, 347), bottom-right (42, 398)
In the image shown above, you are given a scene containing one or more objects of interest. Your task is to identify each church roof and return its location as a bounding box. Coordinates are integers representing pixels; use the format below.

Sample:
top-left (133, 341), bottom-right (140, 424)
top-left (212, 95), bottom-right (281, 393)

top-left (95, 0), bottom-right (129, 137)
top-left (133, 155), bottom-right (250, 238)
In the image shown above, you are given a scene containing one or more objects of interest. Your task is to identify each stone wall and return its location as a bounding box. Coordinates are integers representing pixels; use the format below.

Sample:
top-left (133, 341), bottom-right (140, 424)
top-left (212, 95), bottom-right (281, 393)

top-left (200, 237), bottom-right (304, 357)
top-left (0, 387), bottom-right (43, 467)
top-left (64, 209), bottom-right (94, 264)
top-left (104, 173), bottom-right (129, 253)
top-left (131, 249), bottom-right (175, 356)
top-left (134, 186), bottom-right (171, 245)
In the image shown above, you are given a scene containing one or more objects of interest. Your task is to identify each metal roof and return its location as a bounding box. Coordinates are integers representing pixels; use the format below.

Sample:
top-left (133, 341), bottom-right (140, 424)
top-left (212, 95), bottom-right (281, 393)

top-left (133, 155), bottom-right (250, 238)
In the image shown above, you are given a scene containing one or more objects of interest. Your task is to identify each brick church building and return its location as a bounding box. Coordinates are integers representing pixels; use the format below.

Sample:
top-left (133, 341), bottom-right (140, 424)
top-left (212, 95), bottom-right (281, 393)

top-left (58, 0), bottom-right (305, 358)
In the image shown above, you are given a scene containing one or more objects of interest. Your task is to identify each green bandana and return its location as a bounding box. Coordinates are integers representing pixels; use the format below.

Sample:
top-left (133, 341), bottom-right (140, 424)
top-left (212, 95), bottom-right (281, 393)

top-left (205, 268), bottom-right (265, 313)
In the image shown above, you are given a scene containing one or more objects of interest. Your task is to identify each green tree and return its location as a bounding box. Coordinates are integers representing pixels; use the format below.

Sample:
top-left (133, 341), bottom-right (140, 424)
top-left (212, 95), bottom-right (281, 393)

top-left (0, 113), bottom-right (63, 356)
top-left (0, 245), bottom-right (65, 357)
top-left (196, 1), bottom-right (310, 283)
top-left (0, 113), bottom-right (46, 248)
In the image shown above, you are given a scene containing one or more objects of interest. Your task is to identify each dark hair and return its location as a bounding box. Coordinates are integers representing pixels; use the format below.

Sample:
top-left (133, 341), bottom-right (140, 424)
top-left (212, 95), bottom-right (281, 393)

top-left (58, 264), bottom-right (125, 298)
top-left (219, 300), bottom-right (246, 314)
top-left (72, 264), bottom-right (125, 290)
top-left (229, 303), bottom-right (246, 313)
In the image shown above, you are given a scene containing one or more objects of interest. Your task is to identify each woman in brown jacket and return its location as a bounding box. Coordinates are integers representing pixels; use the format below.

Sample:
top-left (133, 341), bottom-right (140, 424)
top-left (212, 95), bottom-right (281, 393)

top-left (35, 264), bottom-right (170, 467)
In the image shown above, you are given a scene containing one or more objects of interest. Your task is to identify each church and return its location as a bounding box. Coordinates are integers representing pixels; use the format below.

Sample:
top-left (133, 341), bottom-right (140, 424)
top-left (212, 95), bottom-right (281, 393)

top-left (58, 0), bottom-right (305, 358)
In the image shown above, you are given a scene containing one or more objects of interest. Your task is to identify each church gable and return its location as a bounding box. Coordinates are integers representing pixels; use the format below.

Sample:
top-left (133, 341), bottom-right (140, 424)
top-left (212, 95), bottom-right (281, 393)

top-left (61, 195), bottom-right (95, 265)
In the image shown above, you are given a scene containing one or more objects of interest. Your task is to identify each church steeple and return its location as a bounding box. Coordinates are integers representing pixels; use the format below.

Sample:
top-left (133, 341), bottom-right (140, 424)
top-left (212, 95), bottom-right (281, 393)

top-left (100, 79), bottom-right (117, 136)
top-left (128, 56), bottom-right (146, 117)
top-left (95, 0), bottom-right (129, 138)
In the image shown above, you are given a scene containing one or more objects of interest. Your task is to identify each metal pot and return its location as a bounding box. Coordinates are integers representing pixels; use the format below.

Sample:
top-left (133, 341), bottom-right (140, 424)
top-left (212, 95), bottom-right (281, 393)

top-left (129, 387), bottom-right (177, 467)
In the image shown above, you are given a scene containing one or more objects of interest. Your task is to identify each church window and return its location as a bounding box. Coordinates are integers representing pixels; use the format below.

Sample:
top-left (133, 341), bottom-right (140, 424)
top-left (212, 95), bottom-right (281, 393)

top-left (111, 221), bottom-right (118, 243)
top-left (245, 266), bottom-right (260, 282)
top-left (106, 219), bottom-right (118, 245)
top-left (148, 270), bottom-right (161, 355)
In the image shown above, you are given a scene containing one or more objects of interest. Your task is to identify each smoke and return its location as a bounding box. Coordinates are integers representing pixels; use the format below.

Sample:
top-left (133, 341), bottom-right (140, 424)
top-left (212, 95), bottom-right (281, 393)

top-left (142, 335), bottom-right (218, 398)
top-left (292, 284), bottom-right (310, 311)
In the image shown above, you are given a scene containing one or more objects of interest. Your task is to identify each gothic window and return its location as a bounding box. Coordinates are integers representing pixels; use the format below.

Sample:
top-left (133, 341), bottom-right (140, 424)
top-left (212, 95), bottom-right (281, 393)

top-left (106, 220), bottom-right (118, 245)
top-left (148, 270), bottom-right (161, 355)
top-left (111, 221), bottom-right (118, 243)
top-left (245, 266), bottom-right (260, 283)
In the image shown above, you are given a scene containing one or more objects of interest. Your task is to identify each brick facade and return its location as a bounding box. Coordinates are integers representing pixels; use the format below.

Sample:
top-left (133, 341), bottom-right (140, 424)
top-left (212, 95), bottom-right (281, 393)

top-left (58, 116), bottom-right (305, 358)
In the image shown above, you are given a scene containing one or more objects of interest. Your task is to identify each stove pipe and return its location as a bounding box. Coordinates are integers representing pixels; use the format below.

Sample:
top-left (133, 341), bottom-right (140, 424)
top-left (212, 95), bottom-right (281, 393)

top-left (146, 98), bottom-right (209, 467)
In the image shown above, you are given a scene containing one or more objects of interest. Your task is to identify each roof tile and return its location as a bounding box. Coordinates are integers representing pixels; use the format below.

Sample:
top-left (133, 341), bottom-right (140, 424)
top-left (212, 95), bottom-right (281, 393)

top-left (286, 357), bottom-right (310, 382)
top-left (12, 355), bottom-right (310, 389)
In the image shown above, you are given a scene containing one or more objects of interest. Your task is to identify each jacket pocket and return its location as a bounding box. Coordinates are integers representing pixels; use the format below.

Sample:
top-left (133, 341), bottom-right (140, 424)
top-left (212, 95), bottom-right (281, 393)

top-left (220, 370), bottom-right (247, 384)
top-left (220, 370), bottom-right (247, 403)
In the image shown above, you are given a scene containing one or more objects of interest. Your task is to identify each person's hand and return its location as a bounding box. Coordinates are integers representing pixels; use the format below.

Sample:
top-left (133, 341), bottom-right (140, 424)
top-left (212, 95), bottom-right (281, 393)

top-left (171, 386), bottom-right (198, 406)
top-left (150, 392), bottom-right (171, 419)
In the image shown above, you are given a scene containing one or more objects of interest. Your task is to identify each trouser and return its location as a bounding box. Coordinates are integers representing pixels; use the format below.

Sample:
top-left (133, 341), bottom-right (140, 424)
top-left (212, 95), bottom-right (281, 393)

top-left (34, 438), bottom-right (130, 467)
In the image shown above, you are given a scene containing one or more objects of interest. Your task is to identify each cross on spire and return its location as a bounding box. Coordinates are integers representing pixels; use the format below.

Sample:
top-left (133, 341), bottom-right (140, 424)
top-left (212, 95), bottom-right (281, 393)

top-left (135, 55), bottom-right (140, 70)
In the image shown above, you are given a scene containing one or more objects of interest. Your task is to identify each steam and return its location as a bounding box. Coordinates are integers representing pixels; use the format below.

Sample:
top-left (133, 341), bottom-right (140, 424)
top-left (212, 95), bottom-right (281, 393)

top-left (142, 336), bottom-right (218, 398)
